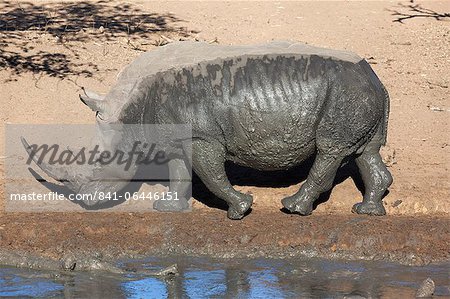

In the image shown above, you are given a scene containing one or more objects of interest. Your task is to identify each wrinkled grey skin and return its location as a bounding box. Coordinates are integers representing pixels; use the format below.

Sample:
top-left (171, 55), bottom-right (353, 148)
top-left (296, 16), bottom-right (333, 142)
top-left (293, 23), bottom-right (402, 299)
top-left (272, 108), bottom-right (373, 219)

top-left (23, 41), bottom-right (393, 219)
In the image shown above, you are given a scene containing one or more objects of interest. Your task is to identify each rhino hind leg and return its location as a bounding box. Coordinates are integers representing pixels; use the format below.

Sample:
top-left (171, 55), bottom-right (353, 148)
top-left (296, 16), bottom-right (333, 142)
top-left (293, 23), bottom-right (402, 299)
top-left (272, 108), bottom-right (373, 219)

top-left (352, 143), bottom-right (393, 216)
top-left (282, 154), bottom-right (343, 215)
top-left (153, 159), bottom-right (191, 212)
top-left (192, 139), bottom-right (253, 220)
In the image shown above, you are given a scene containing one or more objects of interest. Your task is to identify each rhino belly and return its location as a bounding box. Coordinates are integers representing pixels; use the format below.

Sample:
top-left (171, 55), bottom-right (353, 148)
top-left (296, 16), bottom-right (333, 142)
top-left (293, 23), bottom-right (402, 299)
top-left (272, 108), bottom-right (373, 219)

top-left (221, 107), bottom-right (317, 171)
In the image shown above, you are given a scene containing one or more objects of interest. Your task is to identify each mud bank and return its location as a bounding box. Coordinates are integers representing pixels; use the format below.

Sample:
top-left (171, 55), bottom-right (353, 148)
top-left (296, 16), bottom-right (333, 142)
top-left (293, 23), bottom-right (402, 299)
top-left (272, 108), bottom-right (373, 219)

top-left (0, 211), bottom-right (448, 268)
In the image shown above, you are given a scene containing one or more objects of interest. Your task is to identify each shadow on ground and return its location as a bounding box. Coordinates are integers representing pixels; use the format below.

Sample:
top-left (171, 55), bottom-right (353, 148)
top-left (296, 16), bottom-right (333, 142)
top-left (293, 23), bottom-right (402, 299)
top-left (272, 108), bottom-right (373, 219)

top-left (193, 157), bottom-right (367, 213)
top-left (0, 1), bottom-right (196, 79)
top-left (388, 3), bottom-right (450, 23)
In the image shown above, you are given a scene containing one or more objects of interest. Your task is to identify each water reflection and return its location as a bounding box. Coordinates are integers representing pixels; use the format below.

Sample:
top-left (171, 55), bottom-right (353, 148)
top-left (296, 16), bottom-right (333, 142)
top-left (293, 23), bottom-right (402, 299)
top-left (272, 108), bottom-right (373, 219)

top-left (1, 258), bottom-right (449, 298)
top-left (122, 277), bottom-right (168, 298)
top-left (0, 267), bottom-right (63, 297)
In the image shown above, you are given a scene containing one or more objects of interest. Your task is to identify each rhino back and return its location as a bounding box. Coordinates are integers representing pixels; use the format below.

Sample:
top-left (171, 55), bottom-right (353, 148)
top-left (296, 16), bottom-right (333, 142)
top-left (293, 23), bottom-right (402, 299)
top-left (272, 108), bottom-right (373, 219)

top-left (115, 42), bottom-right (392, 170)
top-left (121, 51), bottom-right (366, 169)
top-left (116, 41), bottom-right (363, 123)
top-left (117, 41), bottom-right (362, 82)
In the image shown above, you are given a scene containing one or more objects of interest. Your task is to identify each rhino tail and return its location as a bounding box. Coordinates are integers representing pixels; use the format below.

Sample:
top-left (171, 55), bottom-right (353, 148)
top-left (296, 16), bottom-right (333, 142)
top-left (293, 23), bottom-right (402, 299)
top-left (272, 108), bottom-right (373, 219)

top-left (379, 81), bottom-right (390, 146)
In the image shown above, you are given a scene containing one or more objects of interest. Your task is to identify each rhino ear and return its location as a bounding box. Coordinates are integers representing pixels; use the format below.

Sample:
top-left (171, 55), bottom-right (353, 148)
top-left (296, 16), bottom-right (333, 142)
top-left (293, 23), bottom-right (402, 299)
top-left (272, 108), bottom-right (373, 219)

top-left (82, 87), bottom-right (105, 101)
top-left (79, 87), bottom-right (107, 114)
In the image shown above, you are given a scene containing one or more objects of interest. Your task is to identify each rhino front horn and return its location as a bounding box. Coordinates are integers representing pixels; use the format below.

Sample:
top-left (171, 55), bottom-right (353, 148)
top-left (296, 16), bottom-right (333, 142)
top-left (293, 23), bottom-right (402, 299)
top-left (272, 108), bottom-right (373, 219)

top-left (21, 137), bottom-right (79, 192)
top-left (79, 87), bottom-right (108, 114)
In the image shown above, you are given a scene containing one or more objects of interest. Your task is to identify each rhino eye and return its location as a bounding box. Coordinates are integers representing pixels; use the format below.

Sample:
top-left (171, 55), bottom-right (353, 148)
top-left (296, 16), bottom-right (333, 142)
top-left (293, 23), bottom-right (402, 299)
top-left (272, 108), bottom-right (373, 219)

top-left (96, 111), bottom-right (105, 120)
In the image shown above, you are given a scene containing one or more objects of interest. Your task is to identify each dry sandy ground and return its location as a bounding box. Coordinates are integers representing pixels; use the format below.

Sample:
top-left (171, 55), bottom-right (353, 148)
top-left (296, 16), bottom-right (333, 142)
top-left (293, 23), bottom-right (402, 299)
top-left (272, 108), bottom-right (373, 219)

top-left (0, 1), bottom-right (449, 263)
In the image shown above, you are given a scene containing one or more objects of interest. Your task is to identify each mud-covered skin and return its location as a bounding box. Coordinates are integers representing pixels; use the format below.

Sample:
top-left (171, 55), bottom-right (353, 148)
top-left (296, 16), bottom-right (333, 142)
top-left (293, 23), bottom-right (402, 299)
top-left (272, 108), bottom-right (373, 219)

top-left (122, 43), bottom-right (392, 219)
top-left (24, 41), bottom-right (392, 219)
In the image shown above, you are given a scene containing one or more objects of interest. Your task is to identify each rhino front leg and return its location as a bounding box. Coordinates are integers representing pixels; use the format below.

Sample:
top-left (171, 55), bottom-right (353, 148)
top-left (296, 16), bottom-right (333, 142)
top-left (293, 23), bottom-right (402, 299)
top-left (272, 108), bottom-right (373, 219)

top-left (192, 139), bottom-right (253, 220)
top-left (282, 154), bottom-right (343, 215)
top-left (352, 143), bottom-right (392, 216)
top-left (153, 159), bottom-right (191, 212)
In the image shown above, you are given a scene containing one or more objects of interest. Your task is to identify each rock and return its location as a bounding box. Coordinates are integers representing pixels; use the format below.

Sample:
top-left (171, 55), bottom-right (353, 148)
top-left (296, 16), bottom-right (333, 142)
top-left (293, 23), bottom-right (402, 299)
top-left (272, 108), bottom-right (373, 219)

top-left (153, 264), bottom-right (179, 276)
top-left (391, 199), bottom-right (403, 208)
top-left (416, 277), bottom-right (435, 297)
top-left (61, 256), bottom-right (76, 271)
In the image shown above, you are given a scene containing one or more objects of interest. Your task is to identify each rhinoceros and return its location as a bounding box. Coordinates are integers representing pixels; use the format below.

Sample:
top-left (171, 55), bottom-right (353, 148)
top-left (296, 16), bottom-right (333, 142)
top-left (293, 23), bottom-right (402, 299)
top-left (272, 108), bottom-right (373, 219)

top-left (23, 41), bottom-right (393, 219)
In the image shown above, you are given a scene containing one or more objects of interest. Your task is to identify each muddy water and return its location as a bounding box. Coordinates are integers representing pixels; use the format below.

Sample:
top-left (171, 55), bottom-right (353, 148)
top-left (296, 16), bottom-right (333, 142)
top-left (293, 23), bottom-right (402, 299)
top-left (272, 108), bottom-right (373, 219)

top-left (1, 257), bottom-right (449, 298)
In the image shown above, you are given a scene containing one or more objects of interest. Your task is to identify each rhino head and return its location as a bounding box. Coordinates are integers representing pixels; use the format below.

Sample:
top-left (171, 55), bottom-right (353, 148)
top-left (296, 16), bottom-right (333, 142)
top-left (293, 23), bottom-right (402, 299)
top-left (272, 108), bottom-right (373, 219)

top-left (22, 87), bottom-right (139, 206)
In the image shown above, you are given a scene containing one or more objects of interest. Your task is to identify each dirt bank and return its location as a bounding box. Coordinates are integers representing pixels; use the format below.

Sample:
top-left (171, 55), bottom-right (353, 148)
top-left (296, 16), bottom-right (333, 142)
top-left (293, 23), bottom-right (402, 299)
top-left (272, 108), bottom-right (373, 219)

top-left (0, 211), bottom-right (448, 267)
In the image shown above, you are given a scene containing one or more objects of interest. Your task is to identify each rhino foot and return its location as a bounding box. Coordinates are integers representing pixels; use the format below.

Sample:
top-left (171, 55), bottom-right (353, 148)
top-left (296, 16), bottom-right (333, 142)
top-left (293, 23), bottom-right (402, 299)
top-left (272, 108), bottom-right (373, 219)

top-left (352, 201), bottom-right (386, 216)
top-left (153, 199), bottom-right (190, 212)
top-left (227, 195), bottom-right (253, 220)
top-left (281, 196), bottom-right (313, 216)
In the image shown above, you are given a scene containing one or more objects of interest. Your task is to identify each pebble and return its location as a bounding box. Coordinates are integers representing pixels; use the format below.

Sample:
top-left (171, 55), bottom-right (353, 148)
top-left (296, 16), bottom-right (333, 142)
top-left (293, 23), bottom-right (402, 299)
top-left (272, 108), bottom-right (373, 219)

top-left (416, 277), bottom-right (435, 297)
top-left (154, 264), bottom-right (179, 276)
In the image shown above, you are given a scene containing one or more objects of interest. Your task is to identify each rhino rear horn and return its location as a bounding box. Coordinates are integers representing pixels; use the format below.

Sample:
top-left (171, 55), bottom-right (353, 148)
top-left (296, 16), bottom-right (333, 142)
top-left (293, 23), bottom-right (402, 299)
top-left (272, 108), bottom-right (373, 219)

top-left (79, 87), bottom-right (108, 114)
